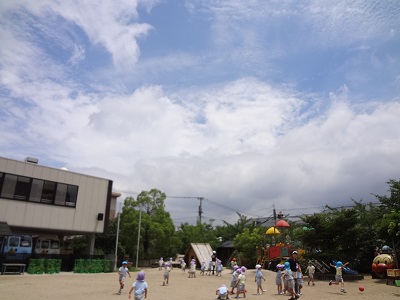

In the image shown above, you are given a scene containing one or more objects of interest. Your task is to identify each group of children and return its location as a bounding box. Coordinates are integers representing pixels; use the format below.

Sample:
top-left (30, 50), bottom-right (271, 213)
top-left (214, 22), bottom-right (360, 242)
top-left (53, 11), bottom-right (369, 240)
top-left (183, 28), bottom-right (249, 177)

top-left (274, 260), bottom-right (318, 298)
top-left (274, 259), bottom-right (348, 299)
top-left (225, 264), bottom-right (260, 298)
top-left (274, 262), bottom-right (301, 299)
top-left (119, 255), bottom-right (350, 299)
top-left (274, 262), bottom-right (304, 298)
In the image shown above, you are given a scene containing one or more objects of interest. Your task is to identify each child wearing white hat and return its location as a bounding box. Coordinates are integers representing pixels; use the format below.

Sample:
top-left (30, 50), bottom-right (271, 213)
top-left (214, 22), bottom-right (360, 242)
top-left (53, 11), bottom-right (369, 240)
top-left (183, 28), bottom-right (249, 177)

top-left (255, 264), bottom-right (266, 295)
top-left (275, 264), bottom-right (284, 295)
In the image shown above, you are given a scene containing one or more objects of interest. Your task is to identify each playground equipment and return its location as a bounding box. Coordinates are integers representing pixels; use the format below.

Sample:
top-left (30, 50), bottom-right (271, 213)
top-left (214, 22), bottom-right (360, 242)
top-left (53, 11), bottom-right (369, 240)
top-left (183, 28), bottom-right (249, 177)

top-left (386, 269), bottom-right (400, 285)
top-left (256, 244), bottom-right (306, 269)
top-left (372, 253), bottom-right (396, 279)
top-left (311, 259), bottom-right (330, 273)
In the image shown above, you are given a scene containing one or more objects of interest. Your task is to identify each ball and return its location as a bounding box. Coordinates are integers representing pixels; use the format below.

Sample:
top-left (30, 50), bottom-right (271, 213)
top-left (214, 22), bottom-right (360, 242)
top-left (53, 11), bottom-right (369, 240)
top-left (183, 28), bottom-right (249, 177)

top-left (359, 286), bottom-right (364, 291)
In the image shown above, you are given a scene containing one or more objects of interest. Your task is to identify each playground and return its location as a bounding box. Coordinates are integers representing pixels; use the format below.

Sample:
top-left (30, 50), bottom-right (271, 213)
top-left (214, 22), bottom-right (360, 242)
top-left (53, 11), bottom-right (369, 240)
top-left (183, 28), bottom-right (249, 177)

top-left (0, 267), bottom-right (398, 300)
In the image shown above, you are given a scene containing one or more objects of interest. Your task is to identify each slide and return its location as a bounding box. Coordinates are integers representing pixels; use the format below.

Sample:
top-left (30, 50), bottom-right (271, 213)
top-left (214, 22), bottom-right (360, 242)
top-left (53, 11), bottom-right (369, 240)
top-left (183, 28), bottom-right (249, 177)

top-left (332, 260), bottom-right (358, 275)
top-left (312, 259), bottom-right (329, 273)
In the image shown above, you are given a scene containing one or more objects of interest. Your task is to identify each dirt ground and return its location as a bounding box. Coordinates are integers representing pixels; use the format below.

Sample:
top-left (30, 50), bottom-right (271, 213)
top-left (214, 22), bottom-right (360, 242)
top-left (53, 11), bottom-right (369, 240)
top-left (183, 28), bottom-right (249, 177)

top-left (0, 267), bottom-right (399, 300)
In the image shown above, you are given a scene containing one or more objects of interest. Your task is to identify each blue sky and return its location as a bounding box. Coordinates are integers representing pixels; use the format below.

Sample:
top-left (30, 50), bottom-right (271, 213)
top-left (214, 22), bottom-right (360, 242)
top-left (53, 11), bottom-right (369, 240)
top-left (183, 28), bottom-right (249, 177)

top-left (1, 0), bottom-right (399, 226)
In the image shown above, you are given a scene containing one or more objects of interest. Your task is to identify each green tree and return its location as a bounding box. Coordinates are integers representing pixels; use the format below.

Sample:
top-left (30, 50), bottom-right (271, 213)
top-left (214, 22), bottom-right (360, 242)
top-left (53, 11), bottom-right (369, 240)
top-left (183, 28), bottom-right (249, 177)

top-left (300, 202), bottom-right (379, 272)
top-left (216, 212), bottom-right (256, 242)
top-left (175, 221), bottom-right (219, 253)
top-left (373, 179), bottom-right (400, 268)
top-left (233, 227), bottom-right (263, 267)
top-left (120, 189), bottom-right (177, 260)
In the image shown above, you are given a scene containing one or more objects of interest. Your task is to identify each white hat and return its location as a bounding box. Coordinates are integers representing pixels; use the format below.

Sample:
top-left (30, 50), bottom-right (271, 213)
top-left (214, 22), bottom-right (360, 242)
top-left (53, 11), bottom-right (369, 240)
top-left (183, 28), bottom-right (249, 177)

top-left (255, 264), bottom-right (261, 269)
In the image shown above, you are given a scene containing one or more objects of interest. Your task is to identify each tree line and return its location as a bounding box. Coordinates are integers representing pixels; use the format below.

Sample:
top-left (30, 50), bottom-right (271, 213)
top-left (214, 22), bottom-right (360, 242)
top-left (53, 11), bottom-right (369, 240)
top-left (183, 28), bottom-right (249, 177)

top-left (76, 179), bottom-right (399, 273)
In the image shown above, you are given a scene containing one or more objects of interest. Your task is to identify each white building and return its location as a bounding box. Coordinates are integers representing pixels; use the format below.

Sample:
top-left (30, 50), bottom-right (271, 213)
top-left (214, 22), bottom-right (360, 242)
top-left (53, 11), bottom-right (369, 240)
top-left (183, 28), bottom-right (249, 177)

top-left (0, 156), bottom-right (119, 254)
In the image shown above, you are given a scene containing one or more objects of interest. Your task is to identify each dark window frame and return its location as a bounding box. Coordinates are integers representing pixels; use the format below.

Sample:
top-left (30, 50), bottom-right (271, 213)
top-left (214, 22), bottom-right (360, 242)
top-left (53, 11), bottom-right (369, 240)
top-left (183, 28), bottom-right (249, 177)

top-left (0, 172), bottom-right (78, 208)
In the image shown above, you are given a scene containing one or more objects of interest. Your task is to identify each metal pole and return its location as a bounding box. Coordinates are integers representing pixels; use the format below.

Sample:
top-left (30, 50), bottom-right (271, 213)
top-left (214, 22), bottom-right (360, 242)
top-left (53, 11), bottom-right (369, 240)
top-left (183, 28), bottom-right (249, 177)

top-left (198, 197), bottom-right (203, 224)
top-left (135, 208), bottom-right (141, 269)
top-left (114, 202), bottom-right (121, 271)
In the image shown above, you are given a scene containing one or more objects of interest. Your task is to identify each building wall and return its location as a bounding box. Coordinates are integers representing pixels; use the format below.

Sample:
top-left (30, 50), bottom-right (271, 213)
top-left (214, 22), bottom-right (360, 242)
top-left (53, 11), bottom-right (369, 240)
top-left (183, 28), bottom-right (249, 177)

top-left (0, 157), bottom-right (112, 234)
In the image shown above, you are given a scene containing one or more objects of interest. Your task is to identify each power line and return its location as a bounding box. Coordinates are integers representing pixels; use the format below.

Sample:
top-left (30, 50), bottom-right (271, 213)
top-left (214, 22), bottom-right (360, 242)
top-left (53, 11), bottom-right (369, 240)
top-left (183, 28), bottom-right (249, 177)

top-left (115, 189), bottom-right (382, 224)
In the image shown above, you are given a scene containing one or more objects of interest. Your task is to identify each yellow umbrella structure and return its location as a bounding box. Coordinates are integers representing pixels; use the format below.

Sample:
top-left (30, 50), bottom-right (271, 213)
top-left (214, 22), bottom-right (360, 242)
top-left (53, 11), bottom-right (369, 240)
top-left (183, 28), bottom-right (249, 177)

top-left (265, 227), bottom-right (280, 235)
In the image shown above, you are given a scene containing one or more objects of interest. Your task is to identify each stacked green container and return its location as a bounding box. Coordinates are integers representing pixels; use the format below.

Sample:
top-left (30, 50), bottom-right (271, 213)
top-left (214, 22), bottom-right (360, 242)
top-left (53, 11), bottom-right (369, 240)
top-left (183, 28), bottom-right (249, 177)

top-left (73, 259), bottom-right (111, 273)
top-left (27, 258), bottom-right (46, 274)
top-left (28, 259), bottom-right (62, 274)
top-left (27, 259), bottom-right (38, 274)
top-left (74, 259), bottom-right (84, 273)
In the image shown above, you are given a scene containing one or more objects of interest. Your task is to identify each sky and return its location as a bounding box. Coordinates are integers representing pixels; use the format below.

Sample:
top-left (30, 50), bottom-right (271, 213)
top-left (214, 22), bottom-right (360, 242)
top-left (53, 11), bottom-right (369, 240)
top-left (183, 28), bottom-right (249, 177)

top-left (1, 0), bottom-right (400, 226)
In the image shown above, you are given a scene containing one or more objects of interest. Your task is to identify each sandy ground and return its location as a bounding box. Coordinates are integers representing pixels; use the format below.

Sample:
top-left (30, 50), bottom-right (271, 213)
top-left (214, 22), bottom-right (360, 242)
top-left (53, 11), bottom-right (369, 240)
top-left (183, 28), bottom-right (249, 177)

top-left (0, 267), bottom-right (399, 300)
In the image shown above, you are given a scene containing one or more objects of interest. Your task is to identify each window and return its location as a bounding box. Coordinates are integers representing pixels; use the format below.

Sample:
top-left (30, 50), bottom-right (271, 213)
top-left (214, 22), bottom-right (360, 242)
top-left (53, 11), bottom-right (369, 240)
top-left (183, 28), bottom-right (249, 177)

top-left (41, 240), bottom-right (50, 249)
top-left (55, 183), bottom-right (67, 206)
top-left (9, 236), bottom-right (19, 247)
top-left (0, 172), bottom-right (78, 208)
top-left (51, 240), bottom-right (60, 249)
top-left (20, 237), bottom-right (31, 247)
top-left (1, 174), bottom-right (31, 200)
top-left (29, 179), bottom-right (43, 202)
top-left (66, 185), bottom-right (78, 207)
top-left (14, 176), bottom-right (30, 200)
top-left (41, 181), bottom-right (56, 204)
top-left (1, 174), bottom-right (17, 199)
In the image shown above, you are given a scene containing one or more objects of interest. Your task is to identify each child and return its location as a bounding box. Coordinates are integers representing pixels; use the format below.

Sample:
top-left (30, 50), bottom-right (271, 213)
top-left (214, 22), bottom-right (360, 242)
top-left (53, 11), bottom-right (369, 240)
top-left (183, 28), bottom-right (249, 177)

top-left (216, 259), bottom-right (223, 277)
top-left (230, 265), bottom-right (239, 295)
top-left (169, 257), bottom-right (174, 270)
top-left (305, 261), bottom-right (315, 286)
top-left (329, 261), bottom-right (349, 293)
top-left (163, 262), bottom-right (170, 286)
top-left (158, 257), bottom-right (164, 271)
top-left (296, 263), bottom-right (303, 296)
top-left (231, 258), bottom-right (237, 273)
top-left (181, 259), bottom-right (186, 272)
top-left (117, 261), bottom-right (131, 294)
top-left (128, 271), bottom-right (147, 300)
top-left (255, 264), bottom-right (266, 295)
top-left (216, 284), bottom-right (230, 300)
top-left (200, 261), bottom-right (206, 275)
top-left (282, 265), bottom-right (289, 295)
top-left (275, 264), bottom-right (284, 295)
top-left (188, 259), bottom-right (196, 278)
top-left (206, 260), bottom-right (213, 276)
top-left (235, 267), bottom-right (246, 298)
top-left (283, 262), bottom-right (296, 300)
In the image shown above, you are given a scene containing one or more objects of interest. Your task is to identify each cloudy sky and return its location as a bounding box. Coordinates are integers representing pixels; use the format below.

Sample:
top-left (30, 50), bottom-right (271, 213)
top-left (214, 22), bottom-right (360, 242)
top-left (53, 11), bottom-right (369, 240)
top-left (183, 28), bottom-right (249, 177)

top-left (1, 1), bottom-right (399, 226)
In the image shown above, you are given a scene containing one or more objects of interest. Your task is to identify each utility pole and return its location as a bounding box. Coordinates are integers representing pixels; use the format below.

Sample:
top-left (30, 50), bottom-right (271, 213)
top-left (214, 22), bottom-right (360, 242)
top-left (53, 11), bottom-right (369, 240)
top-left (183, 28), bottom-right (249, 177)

top-left (135, 208), bottom-right (142, 269)
top-left (198, 197), bottom-right (204, 224)
top-left (114, 202), bottom-right (121, 271)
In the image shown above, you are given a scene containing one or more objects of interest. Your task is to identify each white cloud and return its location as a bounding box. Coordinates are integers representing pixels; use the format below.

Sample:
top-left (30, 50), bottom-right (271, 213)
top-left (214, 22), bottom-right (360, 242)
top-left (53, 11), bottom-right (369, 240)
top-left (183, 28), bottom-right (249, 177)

top-left (0, 0), bottom-right (153, 70)
top-left (194, 0), bottom-right (400, 51)
top-left (69, 44), bottom-right (86, 65)
top-left (49, 0), bottom-right (153, 69)
top-left (1, 0), bottom-right (399, 225)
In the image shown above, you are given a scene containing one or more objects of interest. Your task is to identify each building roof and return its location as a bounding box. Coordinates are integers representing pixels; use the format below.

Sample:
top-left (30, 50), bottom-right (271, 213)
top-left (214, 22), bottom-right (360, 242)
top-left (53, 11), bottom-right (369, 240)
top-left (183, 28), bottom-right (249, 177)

top-left (185, 243), bottom-right (213, 264)
top-left (219, 240), bottom-right (234, 248)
